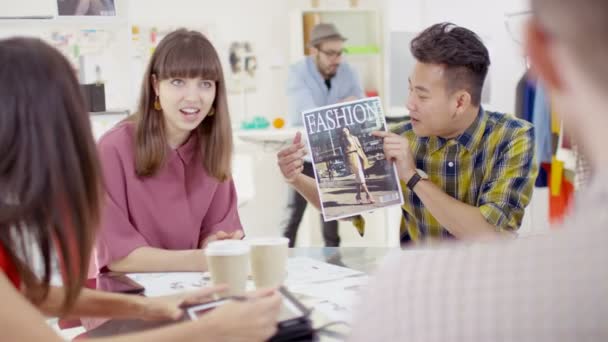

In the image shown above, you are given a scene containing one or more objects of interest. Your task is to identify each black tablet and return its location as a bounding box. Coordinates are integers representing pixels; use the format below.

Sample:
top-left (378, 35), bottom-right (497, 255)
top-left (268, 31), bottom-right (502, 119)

top-left (97, 273), bottom-right (145, 295)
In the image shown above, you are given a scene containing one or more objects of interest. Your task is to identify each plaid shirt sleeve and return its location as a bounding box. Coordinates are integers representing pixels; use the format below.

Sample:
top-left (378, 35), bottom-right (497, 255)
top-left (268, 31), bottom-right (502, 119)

top-left (478, 125), bottom-right (538, 231)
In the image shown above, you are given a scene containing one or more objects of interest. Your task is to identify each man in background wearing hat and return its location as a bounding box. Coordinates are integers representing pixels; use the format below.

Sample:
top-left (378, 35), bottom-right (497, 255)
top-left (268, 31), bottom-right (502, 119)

top-left (282, 23), bottom-right (364, 247)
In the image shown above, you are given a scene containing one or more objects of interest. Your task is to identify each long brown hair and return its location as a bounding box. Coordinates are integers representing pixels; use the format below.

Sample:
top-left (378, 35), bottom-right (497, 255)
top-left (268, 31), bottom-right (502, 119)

top-left (0, 38), bottom-right (101, 312)
top-left (133, 28), bottom-right (233, 181)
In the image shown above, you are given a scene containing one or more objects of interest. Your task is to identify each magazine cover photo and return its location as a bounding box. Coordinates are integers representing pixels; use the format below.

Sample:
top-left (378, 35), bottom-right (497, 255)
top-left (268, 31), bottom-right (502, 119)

top-left (302, 97), bottom-right (404, 221)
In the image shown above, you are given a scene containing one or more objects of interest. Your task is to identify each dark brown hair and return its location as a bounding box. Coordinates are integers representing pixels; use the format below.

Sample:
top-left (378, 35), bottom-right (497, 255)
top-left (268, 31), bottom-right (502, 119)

top-left (531, 0), bottom-right (608, 92)
top-left (0, 38), bottom-right (101, 312)
top-left (410, 22), bottom-right (490, 106)
top-left (133, 28), bottom-right (233, 181)
top-left (339, 127), bottom-right (352, 149)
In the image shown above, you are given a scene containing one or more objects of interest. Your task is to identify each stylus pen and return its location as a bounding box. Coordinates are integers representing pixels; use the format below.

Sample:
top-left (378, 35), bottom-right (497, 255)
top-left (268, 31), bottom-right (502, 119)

top-left (179, 295), bottom-right (249, 309)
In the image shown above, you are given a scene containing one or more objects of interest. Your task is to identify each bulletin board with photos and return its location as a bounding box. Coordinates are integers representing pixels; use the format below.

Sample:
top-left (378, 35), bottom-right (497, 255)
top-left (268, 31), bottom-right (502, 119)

top-left (57, 0), bottom-right (117, 16)
top-left (129, 25), bottom-right (258, 96)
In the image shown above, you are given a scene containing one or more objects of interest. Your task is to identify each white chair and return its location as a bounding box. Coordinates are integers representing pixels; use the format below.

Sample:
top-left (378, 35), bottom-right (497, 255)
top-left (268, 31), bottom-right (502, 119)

top-left (233, 153), bottom-right (255, 208)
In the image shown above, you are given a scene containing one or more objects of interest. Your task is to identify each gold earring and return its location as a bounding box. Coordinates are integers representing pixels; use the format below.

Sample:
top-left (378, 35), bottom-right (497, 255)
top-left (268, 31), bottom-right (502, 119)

top-left (208, 107), bottom-right (215, 116)
top-left (153, 96), bottom-right (162, 111)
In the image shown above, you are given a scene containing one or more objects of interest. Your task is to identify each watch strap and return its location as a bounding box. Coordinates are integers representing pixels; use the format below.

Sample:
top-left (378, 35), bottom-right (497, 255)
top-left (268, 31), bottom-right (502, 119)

top-left (406, 172), bottom-right (422, 191)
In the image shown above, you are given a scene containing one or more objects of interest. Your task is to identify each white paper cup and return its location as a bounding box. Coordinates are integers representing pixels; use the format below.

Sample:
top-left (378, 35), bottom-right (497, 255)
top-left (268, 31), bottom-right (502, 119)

top-left (205, 240), bottom-right (250, 297)
top-left (248, 237), bottom-right (289, 288)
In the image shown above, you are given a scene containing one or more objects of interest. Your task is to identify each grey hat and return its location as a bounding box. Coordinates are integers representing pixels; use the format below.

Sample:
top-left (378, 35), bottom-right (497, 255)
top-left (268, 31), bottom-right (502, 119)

top-left (309, 23), bottom-right (347, 47)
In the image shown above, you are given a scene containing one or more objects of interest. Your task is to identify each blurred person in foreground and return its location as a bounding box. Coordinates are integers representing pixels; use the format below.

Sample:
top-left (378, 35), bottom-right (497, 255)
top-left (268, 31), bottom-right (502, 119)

top-left (349, 1), bottom-right (608, 341)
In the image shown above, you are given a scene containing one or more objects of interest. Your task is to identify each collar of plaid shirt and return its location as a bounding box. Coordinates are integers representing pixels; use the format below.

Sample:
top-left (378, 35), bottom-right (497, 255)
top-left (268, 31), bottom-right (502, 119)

top-left (421, 107), bottom-right (487, 154)
top-left (400, 107), bottom-right (537, 242)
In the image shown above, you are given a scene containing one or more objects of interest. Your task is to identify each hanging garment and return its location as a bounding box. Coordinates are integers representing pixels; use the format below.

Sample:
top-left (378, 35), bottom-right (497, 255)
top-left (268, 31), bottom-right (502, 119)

top-left (515, 72), bottom-right (527, 119)
top-left (532, 84), bottom-right (553, 165)
top-left (547, 158), bottom-right (576, 225)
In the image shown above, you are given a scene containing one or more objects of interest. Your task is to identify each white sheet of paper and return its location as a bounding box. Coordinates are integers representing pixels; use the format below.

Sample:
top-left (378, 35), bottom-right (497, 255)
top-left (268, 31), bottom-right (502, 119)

top-left (126, 272), bottom-right (256, 297)
top-left (289, 275), bottom-right (370, 323)
top-left (126, 272), bottom-right (209, 297)
top-left (285, 257), bottom-right (364, 286)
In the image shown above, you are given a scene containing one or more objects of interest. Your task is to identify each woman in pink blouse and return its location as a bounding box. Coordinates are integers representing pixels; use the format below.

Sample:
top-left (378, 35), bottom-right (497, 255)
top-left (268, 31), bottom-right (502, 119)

top-left (96, 29), bottom-right (244, 273)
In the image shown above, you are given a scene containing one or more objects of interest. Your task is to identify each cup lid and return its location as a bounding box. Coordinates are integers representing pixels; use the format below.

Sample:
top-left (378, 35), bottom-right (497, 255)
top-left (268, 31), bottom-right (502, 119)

top-left (247, 237), bottom-right (290, 246)
top-left (205, 240), bottom-right (250, 256)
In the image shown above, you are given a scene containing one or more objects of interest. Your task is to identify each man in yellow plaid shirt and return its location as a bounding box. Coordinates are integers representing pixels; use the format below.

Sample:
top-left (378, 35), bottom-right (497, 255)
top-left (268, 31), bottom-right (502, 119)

top-left (278, 23), bottom-right (537, 242)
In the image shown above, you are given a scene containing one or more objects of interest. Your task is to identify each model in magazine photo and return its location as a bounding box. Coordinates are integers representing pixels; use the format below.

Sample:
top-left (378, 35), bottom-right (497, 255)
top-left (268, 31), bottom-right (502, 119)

top-left (340, 127), bottom-right (375, 205)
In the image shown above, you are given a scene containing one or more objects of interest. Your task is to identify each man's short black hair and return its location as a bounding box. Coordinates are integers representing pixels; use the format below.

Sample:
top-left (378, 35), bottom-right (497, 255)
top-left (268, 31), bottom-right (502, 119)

top-left (410, 23), bottom-right (490, 106)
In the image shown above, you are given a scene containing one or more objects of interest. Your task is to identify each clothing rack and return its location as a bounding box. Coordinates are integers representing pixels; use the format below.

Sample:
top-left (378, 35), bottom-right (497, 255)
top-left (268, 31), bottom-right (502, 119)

top-left (504, 10), bottom-right (531, 46)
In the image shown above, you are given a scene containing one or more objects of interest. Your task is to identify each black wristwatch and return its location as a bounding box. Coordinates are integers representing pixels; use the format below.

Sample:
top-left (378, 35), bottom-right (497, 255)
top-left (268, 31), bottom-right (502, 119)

top-left (406, 169), bottom-right (428, 191)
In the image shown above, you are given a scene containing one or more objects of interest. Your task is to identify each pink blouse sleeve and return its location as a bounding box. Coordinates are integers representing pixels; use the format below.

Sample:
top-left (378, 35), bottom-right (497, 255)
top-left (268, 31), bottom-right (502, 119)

top-left (199, 179), bottom-right (244, 242)
top-left (95, 140), bottom-right (148, 271)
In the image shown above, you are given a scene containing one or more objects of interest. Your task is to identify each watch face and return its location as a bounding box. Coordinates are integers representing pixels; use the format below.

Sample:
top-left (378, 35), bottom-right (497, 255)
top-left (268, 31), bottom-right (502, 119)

top-left (417, 168), bottom-right (429, 180)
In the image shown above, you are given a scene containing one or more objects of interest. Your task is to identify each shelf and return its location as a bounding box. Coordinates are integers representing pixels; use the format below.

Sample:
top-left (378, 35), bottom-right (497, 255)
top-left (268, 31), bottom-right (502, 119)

top-left (344, 45), bottom-right (381, 55)
top-left (0, 16), bottom-right (128, 28)
top-left (89, 109), bottom-right (130, 116)
top-left (0, 16), bottom-right (53, 20)
top-left (235, 127), bottom-right (301, 143)
top-left (300, 8), bottom-right (379, 14)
